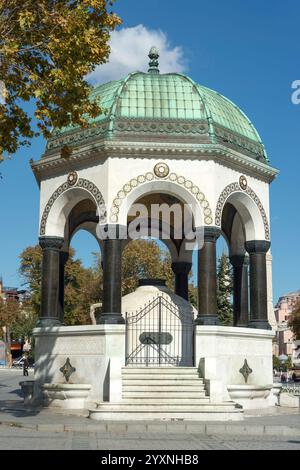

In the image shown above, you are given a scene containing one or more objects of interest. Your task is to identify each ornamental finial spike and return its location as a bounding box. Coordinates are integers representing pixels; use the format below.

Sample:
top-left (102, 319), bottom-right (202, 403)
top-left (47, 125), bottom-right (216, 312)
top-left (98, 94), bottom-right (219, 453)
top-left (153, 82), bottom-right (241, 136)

top-left (148, 46), bottom-right (160, 74)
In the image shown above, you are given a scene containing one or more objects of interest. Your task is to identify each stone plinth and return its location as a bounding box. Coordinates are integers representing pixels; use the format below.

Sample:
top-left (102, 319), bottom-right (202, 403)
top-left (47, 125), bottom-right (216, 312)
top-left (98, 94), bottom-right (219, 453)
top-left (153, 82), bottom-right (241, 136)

top-left (195, 325), bottom-right (275, 407)
top-left (33, 324), bottom-right (125, 408)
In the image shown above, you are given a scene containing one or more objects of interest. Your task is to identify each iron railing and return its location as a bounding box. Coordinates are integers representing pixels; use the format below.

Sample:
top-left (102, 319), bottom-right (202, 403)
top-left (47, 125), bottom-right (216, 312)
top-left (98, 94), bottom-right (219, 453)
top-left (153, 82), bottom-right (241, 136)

top-left (125, 294), bottom-right (194, 367)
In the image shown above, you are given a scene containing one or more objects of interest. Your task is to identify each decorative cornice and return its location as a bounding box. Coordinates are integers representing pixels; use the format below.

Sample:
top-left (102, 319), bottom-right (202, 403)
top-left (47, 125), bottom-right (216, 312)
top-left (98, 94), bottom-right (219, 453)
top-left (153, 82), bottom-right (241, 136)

top-left (30, 141), bottom-right (279, 185)
top-left (109, 170), bottom-right (213, 225)
top-left (40, 177), bottom-right (106, 236)
top-left (214, 123), bottom-right (266, 161)
top-left (114, 118), bottom-right (209, 136)
top-left (46, 120), bottom-right (110, 152)
top-left (215, 182), bottom-right (270, 241)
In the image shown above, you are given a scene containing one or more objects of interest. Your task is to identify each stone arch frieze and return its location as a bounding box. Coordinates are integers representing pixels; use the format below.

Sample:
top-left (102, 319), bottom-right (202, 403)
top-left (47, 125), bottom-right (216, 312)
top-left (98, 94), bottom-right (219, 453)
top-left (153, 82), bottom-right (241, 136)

top-left (109, 170), bottom-right (213, 225)
top-left (215, 181), bottom-right (270, 240)
top-left (40, 175), bottom-right (106, 236)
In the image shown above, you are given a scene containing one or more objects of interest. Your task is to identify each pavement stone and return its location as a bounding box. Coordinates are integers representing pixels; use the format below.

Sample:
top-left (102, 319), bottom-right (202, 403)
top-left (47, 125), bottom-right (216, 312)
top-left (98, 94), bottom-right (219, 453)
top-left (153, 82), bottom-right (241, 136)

top-left (1, 369), bottom-right (300, 450)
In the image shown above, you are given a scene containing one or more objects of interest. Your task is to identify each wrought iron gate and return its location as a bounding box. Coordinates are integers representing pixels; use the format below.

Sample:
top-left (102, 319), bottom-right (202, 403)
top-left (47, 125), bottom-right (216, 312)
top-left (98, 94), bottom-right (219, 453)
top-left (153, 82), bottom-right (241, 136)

top-left (125, 294), bottom-right (194, 366)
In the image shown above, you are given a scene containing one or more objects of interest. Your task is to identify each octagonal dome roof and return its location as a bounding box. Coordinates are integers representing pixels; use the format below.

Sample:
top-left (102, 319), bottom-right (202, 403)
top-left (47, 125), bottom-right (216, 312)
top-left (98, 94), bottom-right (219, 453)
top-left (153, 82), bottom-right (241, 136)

top-left (48, 49), bottom-right (267, 162)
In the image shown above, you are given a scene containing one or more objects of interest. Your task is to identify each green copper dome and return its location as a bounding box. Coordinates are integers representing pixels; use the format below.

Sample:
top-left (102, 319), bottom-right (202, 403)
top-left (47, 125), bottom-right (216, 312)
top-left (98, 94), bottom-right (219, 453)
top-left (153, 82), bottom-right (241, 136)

top-left (49, 51), bottom-right (267, 162)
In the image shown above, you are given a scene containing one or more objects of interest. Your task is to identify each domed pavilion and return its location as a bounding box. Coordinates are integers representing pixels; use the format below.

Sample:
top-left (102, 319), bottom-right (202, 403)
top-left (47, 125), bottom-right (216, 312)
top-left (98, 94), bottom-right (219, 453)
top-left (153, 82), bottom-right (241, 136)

top-left (31, 48), bottom-right (279, 418)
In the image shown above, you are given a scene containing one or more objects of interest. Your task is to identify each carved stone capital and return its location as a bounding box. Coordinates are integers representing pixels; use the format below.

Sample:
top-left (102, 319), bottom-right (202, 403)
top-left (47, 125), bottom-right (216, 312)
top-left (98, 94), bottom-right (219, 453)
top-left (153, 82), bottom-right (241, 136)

top-left (245, 240), bottom-right (271, 254)
top-left (171, 262), bottom-right (192, 275)
top-left (39, 236), bottom-right (64, 251)
top-left (203, 226), bottom-right (221, 242)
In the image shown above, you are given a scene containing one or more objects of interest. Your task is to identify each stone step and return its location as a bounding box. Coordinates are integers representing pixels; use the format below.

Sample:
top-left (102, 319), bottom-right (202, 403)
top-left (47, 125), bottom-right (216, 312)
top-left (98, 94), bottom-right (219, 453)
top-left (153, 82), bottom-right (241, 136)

top-left (89, 403), bottom-right (243, 421)
top-left (94, 401), bottom-right (237, 411)
top-left (123, 385), bottom-right (206, 392)
top-left (122, 374), bottom-right (201, 381)
top-left (122, 391), bottom-right (207, 398)
top-left (122, 367), bottom-right (199, 375)
top-left (122, 380), bottom-right (205, 387)
top-left (121, 397), bottom-right (210, 404)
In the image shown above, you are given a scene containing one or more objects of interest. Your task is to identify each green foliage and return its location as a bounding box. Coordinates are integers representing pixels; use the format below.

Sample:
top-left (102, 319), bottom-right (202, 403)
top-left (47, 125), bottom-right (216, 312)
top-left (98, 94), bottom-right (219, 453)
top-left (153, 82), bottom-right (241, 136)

top-left (121, 240), bottom-right (173, 295)
top-left (273, 355), bottom-right (281, 370)
top-left (19, 245), bottom-right (42, 315)
top-left (0, 297), bottom-right (21, 330)
top-left (18, 240), bottom-right (175, 327)
top-left (273, 355), bottom-right (293, 372)
top-left (217, 253), bottom-right (233, 326)
top-left (10, 303), bottom-right (37, 342)
top-left (188, 285), bottom-right (197, 309)
top-left (0, 0), bottom-right (121, 158)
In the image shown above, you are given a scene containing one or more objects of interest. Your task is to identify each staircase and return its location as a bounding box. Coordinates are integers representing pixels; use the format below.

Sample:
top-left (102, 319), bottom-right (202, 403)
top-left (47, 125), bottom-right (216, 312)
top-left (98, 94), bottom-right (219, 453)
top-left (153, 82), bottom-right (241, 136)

top-left (89, 367), bottom-right (243, 421)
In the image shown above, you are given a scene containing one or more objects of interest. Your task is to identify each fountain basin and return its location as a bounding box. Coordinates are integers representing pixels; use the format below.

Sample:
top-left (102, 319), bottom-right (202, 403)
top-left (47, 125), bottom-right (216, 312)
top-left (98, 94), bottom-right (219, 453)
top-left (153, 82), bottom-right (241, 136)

top-left (19, 381), bottom-right (35, 406)
top-left (270, 383), bottom-right (282, 406)
top-left (227, 385), bottom-right (272, 409)
top-left (42, 383), bottom-right (91, 409)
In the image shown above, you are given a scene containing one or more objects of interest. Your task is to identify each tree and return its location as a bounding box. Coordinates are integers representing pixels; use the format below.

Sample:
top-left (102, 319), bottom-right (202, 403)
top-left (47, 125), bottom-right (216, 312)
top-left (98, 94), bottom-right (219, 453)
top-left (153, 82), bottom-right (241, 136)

top-left (217, 253), bottom-right (233, 326)
top-left (19, 245), bottom-right (42, 315)
top-left (121, 240), bottom-right (174, 295)
top-left (10, 302), bottom-right (37, 344)
top-left (19, 244), bottom-right (96, 325)
top-left (289, 302), bottom-right (300, 340)
top-left (188, 285), bottom-right (197, 309)
top-left (0, 0), bottom-right (121, 158)
top-left (0, 297), bottom-right (21, 365)
top-left (18, 240), bottom-right (176, 326)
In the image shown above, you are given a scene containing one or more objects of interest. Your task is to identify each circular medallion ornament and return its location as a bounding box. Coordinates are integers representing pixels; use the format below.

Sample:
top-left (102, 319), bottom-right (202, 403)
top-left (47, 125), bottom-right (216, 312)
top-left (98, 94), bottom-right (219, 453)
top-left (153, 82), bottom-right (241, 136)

top-left (239, 175), bottom-right (248, 191)
top-left (154, 162), bottom-right (170, 178)
top-left (67, 171), bottom-right (78, 186)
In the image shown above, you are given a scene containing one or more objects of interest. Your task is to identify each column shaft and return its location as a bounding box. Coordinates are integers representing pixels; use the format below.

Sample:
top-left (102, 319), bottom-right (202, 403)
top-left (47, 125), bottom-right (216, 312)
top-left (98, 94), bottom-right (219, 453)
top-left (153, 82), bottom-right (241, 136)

top-left (245, 240), bottom-right (271, 330)
top-left (58, 251), bottom-right (69, 324)
top-left (172, 262), bottom-right (192, 301)
top-left (38, 237), bottom-right (64, 327)
top-left (195, 227), bottom-right (220, 325)
top-left (98, 225), bottom-right (125, 325)
top-left (230, 255), bottom-right (249, 327)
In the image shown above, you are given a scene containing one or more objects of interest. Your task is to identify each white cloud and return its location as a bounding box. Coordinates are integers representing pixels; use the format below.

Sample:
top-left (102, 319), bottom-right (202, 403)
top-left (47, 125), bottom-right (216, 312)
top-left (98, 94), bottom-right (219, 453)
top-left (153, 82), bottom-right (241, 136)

top-left (87, 24), bottom-right (187, 84)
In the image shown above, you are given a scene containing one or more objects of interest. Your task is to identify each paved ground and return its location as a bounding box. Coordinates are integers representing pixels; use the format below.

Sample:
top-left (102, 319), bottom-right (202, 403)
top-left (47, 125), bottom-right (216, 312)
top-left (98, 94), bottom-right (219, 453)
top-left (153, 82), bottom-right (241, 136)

top-left (1, 369), bottom-right (300, 451)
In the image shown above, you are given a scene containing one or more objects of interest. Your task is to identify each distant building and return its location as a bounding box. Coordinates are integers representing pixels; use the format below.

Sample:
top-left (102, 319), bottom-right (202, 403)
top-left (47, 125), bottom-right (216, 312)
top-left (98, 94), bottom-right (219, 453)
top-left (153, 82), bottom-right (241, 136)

top-left (273, 290), bottom-right (300, 360)
top-left (0, 278), bottom-right (30, 303)
top-left (0, 278), bottom-right (31, 363)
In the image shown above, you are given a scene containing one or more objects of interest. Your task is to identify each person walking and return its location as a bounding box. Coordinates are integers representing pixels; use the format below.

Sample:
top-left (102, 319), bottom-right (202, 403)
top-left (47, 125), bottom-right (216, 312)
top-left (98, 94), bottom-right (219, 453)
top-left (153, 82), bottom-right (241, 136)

top-left (23, 355), bottom-right (29, 376)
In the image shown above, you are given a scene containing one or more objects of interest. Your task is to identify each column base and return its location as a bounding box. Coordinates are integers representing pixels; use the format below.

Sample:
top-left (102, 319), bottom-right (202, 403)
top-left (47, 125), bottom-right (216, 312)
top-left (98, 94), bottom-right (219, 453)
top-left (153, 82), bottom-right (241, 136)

top-left (194, 315), bottom-right (220, 326)
top-left (249, 319), bottom-right (271, 330)
top-left (36, 318), bottom-right (62, 328)
top-left (97, 313), bottom-right (125, 325)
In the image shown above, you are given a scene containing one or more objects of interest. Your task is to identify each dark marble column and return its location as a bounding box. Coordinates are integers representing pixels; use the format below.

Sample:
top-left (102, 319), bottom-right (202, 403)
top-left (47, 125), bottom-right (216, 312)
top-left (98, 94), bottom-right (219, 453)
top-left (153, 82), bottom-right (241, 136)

top-left (230, 254), bottom-right (249, 327)
top-left (245, 240), bottom-right (271, 330)
top-left (58, 251), bottom-right (69, 324)
top-left (171, 262), bottom-right (192, 301)
top-left (195, 227), bottom-right (221, 325)
top-left (97, 225), bottom-right (125, 325)
top-left (38, 236), bottom-right (64, 327)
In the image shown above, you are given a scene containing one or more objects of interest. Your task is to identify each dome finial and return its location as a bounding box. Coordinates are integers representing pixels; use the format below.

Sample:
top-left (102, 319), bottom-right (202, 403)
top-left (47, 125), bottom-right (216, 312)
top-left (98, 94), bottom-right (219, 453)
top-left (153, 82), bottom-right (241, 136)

top-left (148, 46), bottom-right (160, 74)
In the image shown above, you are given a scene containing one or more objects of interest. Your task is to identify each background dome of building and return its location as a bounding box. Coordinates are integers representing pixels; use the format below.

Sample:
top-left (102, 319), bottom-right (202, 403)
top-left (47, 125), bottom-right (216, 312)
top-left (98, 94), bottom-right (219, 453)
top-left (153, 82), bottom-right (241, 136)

top-left (47, 48), bottom-right (267, 163)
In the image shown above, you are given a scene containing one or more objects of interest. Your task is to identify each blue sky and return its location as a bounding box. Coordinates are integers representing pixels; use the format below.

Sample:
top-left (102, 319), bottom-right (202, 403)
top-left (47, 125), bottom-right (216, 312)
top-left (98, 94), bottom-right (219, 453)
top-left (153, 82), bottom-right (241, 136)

top-left (0, 0), bottom-right (299, 302)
